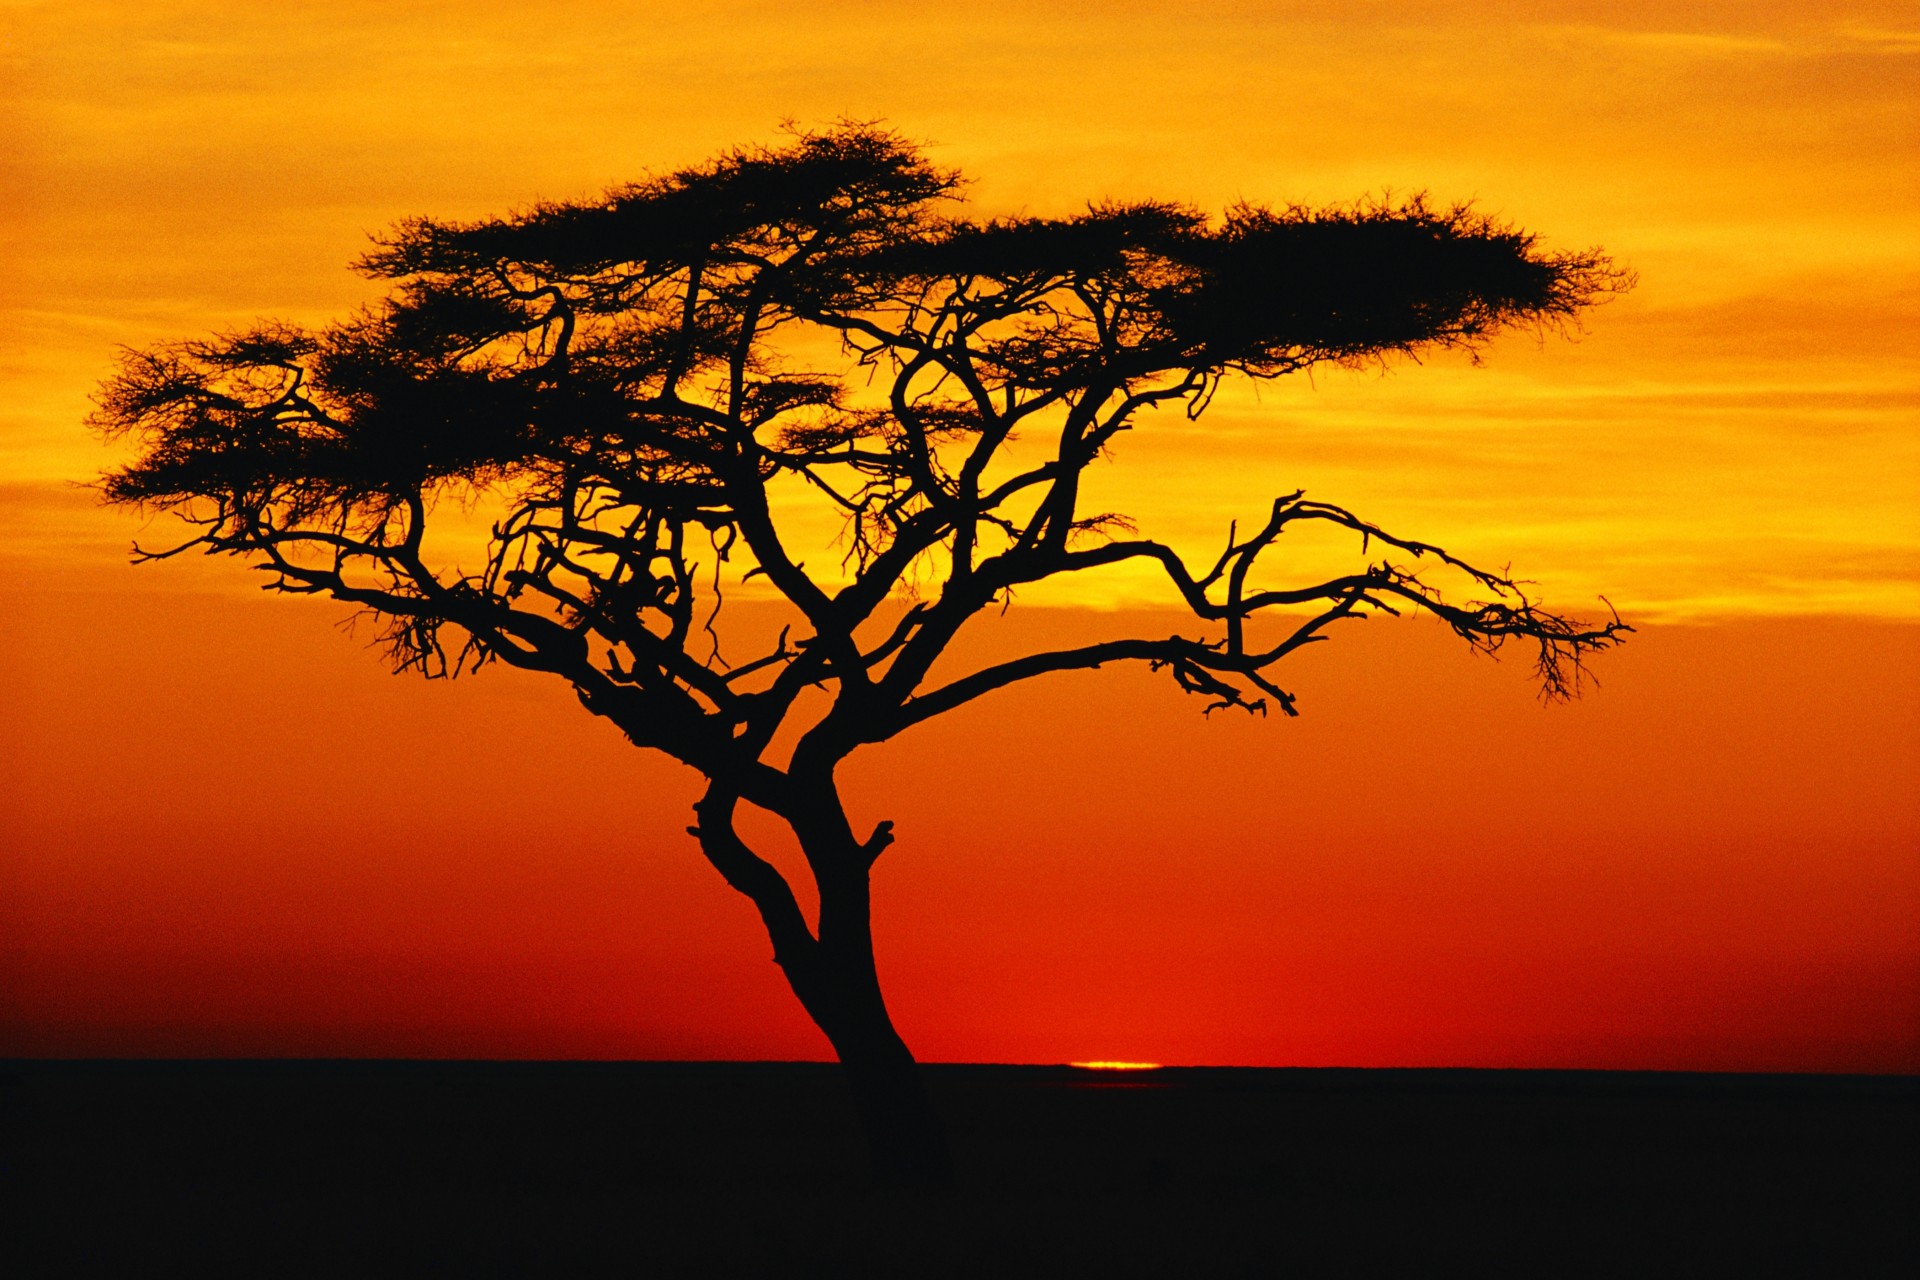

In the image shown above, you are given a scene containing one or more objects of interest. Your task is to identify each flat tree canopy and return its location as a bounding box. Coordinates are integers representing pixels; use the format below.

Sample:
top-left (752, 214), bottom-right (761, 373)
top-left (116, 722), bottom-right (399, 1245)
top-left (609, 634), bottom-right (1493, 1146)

top-left (95, 123), bottom-right (1629, 1184)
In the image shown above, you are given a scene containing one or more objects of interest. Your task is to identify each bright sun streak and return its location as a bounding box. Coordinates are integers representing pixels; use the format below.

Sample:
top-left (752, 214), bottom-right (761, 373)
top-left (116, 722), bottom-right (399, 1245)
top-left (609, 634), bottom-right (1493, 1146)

top-left (1069, 1061), bottom-right (1164, 1071)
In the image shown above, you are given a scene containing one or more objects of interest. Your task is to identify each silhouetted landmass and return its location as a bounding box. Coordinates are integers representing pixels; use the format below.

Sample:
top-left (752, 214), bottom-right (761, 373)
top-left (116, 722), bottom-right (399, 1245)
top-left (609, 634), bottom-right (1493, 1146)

top-left (6, 1061), bottom-right (1913, 1273)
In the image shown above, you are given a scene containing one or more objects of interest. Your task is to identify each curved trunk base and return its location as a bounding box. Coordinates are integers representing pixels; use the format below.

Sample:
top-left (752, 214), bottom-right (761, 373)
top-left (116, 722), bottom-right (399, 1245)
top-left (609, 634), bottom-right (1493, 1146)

top-left (792, 967), bottom-right (954, 1188)
top-left (834, 1033), bottom-right (953, 1189)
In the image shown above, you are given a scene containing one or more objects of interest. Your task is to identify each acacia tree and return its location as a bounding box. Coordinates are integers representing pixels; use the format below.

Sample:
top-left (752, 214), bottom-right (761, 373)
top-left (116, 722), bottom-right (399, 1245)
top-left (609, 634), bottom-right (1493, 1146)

top-left (95, 125), bottom-right (1628, 1185)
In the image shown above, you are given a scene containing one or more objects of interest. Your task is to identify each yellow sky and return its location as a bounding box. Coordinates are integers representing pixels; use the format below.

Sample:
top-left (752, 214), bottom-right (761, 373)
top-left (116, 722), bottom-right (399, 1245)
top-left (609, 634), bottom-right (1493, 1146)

top-left (4, 0), bottom-right (1916, 618)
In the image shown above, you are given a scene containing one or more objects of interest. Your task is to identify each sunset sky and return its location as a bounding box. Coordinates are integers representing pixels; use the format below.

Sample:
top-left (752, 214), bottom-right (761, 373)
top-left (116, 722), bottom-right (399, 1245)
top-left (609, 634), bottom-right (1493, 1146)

top-left (3, 1), bottom-right (1916, 1070)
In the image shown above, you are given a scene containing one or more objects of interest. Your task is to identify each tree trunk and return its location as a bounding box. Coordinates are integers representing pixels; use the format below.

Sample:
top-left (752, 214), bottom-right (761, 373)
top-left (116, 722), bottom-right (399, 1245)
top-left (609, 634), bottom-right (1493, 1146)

top-left (813, 977), bottom-right (951, 1188)
top-left (691, 789), bottom-right (951, 1186)
top-left (793, 862), bottom-right (953, 1189)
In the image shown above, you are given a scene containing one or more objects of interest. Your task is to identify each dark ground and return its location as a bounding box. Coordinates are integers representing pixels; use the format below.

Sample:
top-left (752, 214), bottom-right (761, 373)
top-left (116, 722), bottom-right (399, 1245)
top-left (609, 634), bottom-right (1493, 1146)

top-left (4, 1061), bottom-right (1914, 1275)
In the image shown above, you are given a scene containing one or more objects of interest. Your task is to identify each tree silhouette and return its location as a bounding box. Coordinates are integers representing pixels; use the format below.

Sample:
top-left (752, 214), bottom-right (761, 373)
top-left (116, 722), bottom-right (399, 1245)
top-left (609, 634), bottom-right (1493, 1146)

top-left (94, 124), bottom-right (1629, 1185)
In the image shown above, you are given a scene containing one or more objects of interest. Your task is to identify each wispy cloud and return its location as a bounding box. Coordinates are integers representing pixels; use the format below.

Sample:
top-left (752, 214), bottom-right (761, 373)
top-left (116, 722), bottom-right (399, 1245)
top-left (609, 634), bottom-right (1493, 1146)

top-left (1540, 25), bottom-right (1796, 56)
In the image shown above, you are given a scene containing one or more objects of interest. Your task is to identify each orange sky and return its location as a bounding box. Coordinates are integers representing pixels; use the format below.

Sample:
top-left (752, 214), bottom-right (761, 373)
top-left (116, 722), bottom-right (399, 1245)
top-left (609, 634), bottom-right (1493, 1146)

top-left (2, 1), bottom-right (1916, 1068)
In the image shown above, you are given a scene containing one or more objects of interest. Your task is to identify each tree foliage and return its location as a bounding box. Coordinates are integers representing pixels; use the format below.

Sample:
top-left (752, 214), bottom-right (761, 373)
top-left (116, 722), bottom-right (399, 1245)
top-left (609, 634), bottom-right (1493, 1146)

top-left (98, 126), bottom-right (1625, 781)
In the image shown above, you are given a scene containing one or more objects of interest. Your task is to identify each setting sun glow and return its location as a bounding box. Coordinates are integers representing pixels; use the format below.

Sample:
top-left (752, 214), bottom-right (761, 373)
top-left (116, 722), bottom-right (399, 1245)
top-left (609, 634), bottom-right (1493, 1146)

top-left (1069, 1063), bottom-right (1166, 1072)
